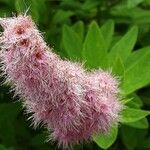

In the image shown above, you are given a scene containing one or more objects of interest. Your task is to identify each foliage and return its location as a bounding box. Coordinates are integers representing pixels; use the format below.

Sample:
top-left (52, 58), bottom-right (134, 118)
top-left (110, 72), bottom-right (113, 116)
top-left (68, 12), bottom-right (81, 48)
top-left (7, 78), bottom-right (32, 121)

top-left (0, 0), bottom-right (150, 150)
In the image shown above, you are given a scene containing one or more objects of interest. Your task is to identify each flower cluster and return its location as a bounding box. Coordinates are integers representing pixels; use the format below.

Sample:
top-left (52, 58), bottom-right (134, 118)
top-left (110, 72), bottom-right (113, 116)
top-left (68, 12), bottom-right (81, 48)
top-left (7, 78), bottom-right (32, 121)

top-left (0, 15), bottom-right (122, 147)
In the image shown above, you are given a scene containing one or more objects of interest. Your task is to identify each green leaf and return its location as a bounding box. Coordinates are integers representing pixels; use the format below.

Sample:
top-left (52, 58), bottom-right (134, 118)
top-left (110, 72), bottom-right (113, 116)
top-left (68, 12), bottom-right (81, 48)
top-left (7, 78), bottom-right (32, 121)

top-left (111, 7), bottom-right (150, 24)
top-left (93, 126), bottom-right (118, 149)
top-left (109, 26), bottom-right (138, 65)
top-left (60, 1), bottom-right (81, 10)
top-left (62, 25), bottom-right (83, 60)
top-left (82, 0), bottom-right (100, 10)
top-left (31, 0), bottom-right (47, 23)
top-left (15, 0), bottom-right (47, 23)
top-left (72, 21), bottom-right (84, 42)
top-left (121, 107), bottom-right (150, 123)
top-left (82, 21), bottom-right (107, 69)
top-left (52, 10), bottom-right (74, 24)
top-left (101, 20), bottom-right (114, 51)
top-left (125, 118), bottom-right (149, 129)
top-left (112, 56), bottom-right (125, 77)
top-left (15, 0), bottom-right (26, 13)
top-left (127, 0), bottom-right (145, 8)
top-left (122, 98), bottom-right (133, 104)
top-left (122, 47), bottom-right (150, 95)
top-left (127, 93), bottom-right (143, 108)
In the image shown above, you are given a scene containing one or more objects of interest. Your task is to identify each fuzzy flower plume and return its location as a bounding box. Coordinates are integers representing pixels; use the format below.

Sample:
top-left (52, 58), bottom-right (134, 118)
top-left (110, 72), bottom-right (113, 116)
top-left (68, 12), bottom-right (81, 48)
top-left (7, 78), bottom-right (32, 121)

top-left (0, 15), bottom-right (122, 147)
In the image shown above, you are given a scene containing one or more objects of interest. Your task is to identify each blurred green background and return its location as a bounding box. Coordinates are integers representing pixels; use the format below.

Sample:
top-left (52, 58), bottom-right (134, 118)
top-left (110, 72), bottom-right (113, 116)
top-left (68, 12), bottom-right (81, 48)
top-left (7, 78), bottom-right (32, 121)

top-left (0, 0), bottom-right (150, 150)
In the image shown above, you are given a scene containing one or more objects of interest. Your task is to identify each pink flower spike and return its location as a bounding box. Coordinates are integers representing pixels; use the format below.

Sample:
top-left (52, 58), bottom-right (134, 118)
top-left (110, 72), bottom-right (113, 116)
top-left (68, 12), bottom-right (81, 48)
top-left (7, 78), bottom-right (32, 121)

top-left (0, 15), bottom-right (122, 147)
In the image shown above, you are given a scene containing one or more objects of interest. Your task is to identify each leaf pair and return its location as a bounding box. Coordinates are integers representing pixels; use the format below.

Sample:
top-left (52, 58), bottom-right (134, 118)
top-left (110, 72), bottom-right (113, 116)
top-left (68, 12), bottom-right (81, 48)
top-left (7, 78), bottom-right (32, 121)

top-left (62, 20), bottom-right (114, 69)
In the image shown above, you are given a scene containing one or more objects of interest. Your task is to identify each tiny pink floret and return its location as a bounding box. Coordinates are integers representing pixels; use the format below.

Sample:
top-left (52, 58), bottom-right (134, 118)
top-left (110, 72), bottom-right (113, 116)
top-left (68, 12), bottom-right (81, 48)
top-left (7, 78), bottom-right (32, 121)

top-left (0, 15), bottom-right (122, 147)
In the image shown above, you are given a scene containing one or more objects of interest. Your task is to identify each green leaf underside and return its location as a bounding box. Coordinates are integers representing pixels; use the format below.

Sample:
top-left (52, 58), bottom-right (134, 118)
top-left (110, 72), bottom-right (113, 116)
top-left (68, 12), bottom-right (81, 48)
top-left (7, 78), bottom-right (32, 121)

top-left (121, 107), bottom-right (150, 123)
top-left (93, 126), bottom-right (118, 149)
top-left (125, 118), bottom-right (149, 129)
